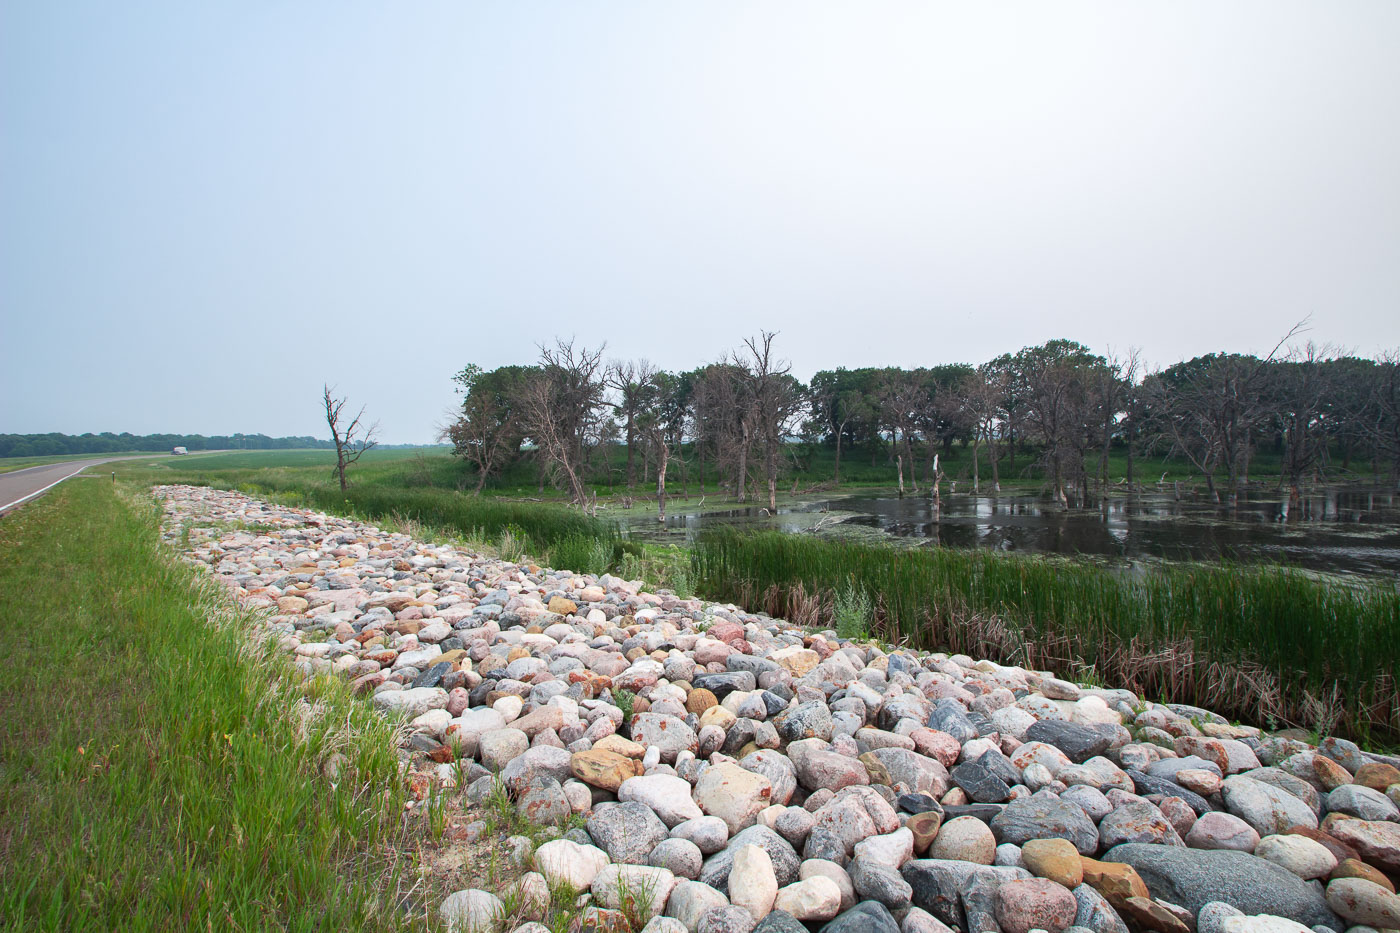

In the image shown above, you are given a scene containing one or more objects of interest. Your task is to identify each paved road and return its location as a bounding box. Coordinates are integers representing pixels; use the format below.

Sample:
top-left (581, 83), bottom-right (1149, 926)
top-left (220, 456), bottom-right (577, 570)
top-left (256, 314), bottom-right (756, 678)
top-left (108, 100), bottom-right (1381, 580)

top-left (0, 457), bottom-right (158, 515)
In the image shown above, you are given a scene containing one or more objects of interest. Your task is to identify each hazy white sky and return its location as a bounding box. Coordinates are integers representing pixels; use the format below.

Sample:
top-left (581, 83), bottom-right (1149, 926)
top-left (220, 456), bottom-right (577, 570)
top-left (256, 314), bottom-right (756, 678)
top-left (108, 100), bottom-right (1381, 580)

top-left (3, 2), bottom-right (1398, 443)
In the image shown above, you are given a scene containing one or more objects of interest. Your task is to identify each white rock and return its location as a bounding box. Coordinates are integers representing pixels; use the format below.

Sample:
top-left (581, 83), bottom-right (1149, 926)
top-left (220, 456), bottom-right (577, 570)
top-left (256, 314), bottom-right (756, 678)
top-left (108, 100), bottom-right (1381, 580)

top-left (670, 816), bottom-right (730, 855)
top-left (1253, 834), bottom-right (1337, 880)
top-left (665, 879), bottom-right (729, 933)
top-left (534, 839), bottom-right (610, 889)
top-left (728, 844), bottom-right (777, 920)
top-left (619, 774), bottom-right (705, 827)
top-left (592, 864), bottom-right (678, 921)
top-left (799, 859), bottom-right (856, 912)
top-left (773, 876), bottom-right (842, 921)
top-left (852, 826), bottom-right (914, 869)
top-left (372, 686), bottom-right (448, 717)
top-left (493, 695), bottom-right (524, 723)
top-left (412, 708), bottom-right (452, 737)
top-left (439, 889), bottom-right (502, 933)
top-left (1221, 916), bottom-right (1313, 933)
top-left (694, 762), bottom-right (773, 834)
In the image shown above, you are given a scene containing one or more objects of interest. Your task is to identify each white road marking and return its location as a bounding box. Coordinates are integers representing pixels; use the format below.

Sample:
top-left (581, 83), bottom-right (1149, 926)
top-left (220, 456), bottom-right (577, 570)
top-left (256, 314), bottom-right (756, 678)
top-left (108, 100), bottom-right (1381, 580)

top-left (0, 463), bottom-right (100, 513)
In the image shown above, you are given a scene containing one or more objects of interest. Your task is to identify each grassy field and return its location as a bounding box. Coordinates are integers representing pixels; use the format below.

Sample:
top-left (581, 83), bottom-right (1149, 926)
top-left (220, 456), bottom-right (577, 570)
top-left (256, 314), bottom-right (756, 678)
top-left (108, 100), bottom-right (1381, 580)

top-left (693, 530), bottom-right (1400, 744)
top-left (0, 480), bottom-right (418, 931)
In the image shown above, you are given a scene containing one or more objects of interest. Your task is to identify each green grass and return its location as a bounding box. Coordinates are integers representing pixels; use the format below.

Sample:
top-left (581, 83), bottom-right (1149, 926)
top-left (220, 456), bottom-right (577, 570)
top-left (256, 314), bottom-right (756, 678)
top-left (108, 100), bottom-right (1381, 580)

top-left (124, 451), bottom-right (615, 559)
top-left (0, 480), bottom-right (417, 931)
top-left (693, 529), bottom-right (1400, 744)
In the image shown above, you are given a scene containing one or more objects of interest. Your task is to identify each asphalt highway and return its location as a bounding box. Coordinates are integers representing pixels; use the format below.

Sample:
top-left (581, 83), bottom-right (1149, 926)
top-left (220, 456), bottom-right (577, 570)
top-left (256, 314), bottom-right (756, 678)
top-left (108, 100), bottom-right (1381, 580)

top-left (0, 457), bottom-right (152, 515)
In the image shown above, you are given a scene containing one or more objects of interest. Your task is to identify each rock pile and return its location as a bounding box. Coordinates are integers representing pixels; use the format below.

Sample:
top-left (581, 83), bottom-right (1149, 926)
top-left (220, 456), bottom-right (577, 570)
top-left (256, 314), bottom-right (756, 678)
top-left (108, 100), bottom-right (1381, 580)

top-left (158, 486), bottom-right (1400, 933)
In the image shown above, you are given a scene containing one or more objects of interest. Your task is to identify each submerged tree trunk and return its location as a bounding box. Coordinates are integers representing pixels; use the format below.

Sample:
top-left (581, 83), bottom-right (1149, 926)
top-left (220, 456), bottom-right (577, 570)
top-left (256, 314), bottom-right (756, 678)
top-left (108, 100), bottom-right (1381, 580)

top-left (656, 444), bottom-right (670, 522)
top-left (971, 432), bottom-right (980, 494)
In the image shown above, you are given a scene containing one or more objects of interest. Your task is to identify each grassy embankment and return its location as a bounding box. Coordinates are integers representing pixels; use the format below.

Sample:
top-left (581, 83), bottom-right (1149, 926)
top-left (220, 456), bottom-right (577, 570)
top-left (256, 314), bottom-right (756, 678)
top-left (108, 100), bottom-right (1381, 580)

top-left (0, 480), bottom-right (417, 931)
top-left (693, 530), bottom-right (1400, 745)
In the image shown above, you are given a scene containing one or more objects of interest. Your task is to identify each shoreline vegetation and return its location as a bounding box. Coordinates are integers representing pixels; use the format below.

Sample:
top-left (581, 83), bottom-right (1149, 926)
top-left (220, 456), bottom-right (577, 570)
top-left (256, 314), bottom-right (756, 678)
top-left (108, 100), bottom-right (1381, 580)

top-left (111, 450), bottom-right (1400, 748)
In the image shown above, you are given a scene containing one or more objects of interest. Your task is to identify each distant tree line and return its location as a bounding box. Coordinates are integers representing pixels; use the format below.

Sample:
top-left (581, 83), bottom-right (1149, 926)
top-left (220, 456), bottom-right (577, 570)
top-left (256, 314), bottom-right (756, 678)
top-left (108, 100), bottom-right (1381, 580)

top-left (0, 432), bottom-right (336, 458)
top-left (445, 330), bottom-right (1400, 510)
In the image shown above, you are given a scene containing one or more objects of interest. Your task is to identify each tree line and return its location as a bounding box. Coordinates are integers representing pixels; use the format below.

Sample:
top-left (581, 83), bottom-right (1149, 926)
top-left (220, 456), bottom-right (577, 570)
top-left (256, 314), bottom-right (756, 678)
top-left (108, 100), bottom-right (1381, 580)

top-left (445, 330), bottom-right (1400, 513)
top-left (0, 432), bottom-right (336, 458)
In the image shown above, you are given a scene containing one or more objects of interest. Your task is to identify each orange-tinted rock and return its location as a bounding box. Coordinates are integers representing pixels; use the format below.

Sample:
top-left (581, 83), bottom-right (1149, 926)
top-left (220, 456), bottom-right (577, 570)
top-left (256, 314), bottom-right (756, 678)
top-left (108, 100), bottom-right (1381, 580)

top-left (1331, 857), bottom-right (1396, 892)
top-left (1080, 857), bottom-right (1150, 909)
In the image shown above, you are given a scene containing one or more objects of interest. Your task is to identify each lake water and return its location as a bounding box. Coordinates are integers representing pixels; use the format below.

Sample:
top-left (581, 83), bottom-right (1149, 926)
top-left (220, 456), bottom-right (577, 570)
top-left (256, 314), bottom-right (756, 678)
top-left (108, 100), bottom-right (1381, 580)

top-left (625, 485), bottom-right (1400, 578)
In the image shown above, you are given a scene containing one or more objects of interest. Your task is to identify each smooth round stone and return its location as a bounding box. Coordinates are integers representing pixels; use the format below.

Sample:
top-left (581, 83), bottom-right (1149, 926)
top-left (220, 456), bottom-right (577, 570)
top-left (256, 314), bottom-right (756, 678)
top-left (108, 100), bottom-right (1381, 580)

top-left (927, 815), bottom-right (996, 865)
top-left (1324, 877), bottom-right (1400, 929)
top-left (650, 837), bottom-right (704, 880)
top-left (1185, 811), bottom-right (1261, 853)
top-left (1253, 834), bottom-right (1337, 880)
top-left (439, 889), bottom-right (503, 933)
top-left (671, 816), bottom-right (730, 855)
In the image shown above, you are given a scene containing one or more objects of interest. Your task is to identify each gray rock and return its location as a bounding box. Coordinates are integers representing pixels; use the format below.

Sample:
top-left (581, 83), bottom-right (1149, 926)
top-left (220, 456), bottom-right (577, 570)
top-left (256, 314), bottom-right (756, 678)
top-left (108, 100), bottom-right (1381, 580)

top-left (699, 825), bottom-right (801, 894)
top-left (1072, 883), bottom-right (1128, 933)
top-left (900, 860), bottom-right (1029, 930)
top-left (990, 795), bottom-right (1100, 855)
top-left (774, 806), bottom-right (814, 846)
top-left (1326, 783), bottom-right (1399, 822)
top-left (950, 761), bottom-right (1012, 804)
top-left (962, 875), bottom-right (1002, 933)
top-left (1196, 901), bottom-right (1245, 933)
top-left (751, 911), bottom-right (807, 933)
top-left (631, 713), bottom-right (700, 763)
top-left (848, 859), bottom-right (913, 910)
top-left (1026, 720), bottom-right (1111, 763)
top-left (1098, 800), bottom-right (1182, 847)
top-left (927, 699), bottom-right (978, 743)
top-left (740, 750), bottom-right (799, 806)
top-left (650, 837), bottom-right (704, 879)
top-left (871, 747), bottom-right (950, 798)
top-left (1102, 843), bottom-right (1340, 928)
top-left (1318, 736), bottom-right (1366, 773)
top-left (1125, 769), bottom-right (1213, 815)
top-left (501, 745), bottom-right (572, 794)
top-left (819, 901), bottom-right (901, 933)
top-left (671, 816), bottom-right (730, 855)
top-left (517, 776), bottom-right (571, 826)
top-left (778, 702), bottom-right (835, 743)
top-left (1222, 775), bottom-right (1318, 836)
top-left (588, 801), bottom-right (670, 864)
top-left (693, 672), bottom-right (757, 699)
top-left (697, 905), bottom-right (756, 933)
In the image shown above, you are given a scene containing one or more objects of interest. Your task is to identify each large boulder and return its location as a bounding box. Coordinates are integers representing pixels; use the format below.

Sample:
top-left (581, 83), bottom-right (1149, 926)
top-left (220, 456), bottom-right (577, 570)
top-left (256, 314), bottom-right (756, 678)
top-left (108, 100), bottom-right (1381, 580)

top-left (1102, 843), bottom-right (1340, 928)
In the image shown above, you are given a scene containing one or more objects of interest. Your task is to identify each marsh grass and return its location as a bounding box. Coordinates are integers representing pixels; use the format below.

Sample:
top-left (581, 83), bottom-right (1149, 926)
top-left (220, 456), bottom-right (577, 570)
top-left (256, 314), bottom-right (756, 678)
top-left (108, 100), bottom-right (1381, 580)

top-left (694, 529), bottom-right (1400, 743)
top-left (0, 481), bottom-right (416, 931)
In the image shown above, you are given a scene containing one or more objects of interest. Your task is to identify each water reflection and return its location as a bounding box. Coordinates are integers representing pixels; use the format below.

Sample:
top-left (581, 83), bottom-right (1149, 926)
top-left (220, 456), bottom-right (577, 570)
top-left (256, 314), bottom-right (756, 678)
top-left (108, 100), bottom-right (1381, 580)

top-left (627, 486), bottom-right (1400, 578)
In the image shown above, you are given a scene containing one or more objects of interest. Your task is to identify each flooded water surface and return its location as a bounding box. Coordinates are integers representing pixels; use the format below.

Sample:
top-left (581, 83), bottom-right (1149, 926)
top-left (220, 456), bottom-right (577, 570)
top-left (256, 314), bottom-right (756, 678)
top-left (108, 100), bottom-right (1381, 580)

top-left (627, 486), bottom-right (1400, 578)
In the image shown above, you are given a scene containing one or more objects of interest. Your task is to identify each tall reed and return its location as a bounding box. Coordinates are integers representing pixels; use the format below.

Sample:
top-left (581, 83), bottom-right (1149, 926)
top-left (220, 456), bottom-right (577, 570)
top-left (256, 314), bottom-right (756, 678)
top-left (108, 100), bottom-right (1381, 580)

top-left (693, 529), bottom-right (1400, 743)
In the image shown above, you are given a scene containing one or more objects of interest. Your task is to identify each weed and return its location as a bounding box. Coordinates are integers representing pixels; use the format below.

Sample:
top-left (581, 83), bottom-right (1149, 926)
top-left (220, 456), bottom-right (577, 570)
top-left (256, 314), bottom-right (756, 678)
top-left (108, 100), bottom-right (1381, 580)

top-left (834, 579), bottom-right (874, 641)
top-left (612, 689), bottom-right (636, 721)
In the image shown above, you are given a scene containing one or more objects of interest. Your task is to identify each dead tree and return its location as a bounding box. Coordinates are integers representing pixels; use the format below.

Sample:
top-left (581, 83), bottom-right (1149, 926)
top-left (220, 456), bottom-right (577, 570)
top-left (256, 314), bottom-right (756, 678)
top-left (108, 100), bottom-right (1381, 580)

top-left (323, 385), bottom-right (379, 491)
top-left (520, 339), bottom-right (608, 508)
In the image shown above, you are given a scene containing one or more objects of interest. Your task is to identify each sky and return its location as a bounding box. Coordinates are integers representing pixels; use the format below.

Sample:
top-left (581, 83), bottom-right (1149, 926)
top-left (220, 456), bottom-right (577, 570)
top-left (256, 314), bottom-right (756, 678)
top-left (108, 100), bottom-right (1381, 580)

top-left (3, 2), bottom-right (1399, 444)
